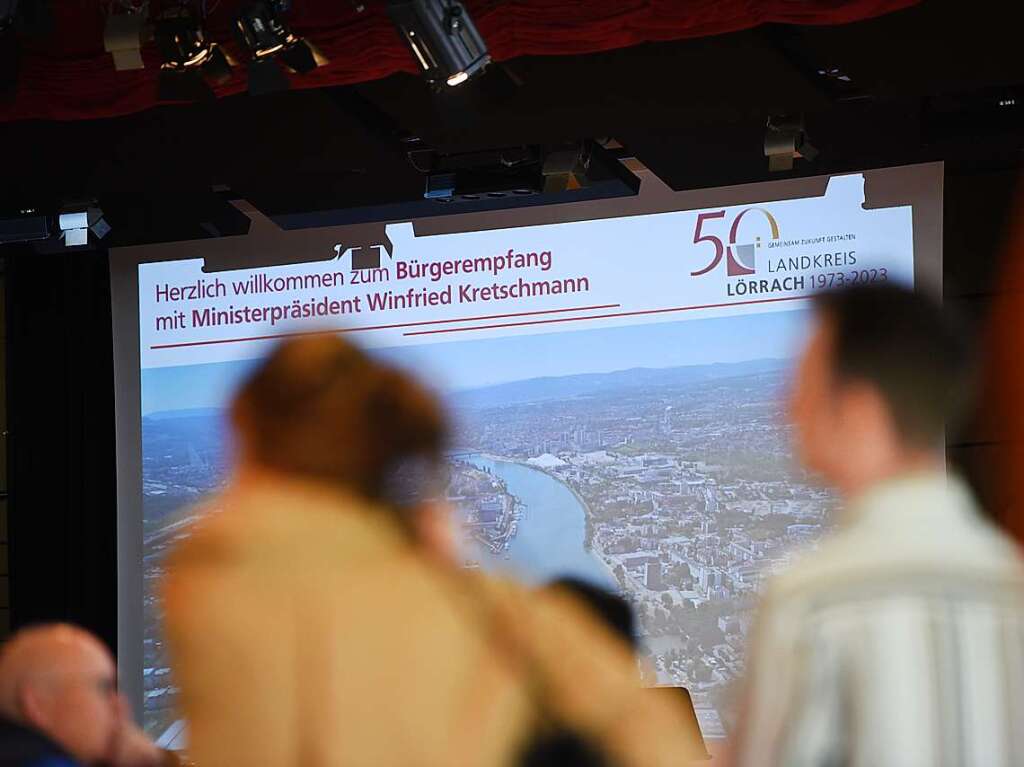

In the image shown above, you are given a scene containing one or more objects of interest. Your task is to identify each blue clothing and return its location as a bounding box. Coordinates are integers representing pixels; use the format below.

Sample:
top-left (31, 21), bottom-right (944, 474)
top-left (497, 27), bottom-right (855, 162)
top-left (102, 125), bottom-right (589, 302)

top-left (0, 718), bottom-right (79, 767)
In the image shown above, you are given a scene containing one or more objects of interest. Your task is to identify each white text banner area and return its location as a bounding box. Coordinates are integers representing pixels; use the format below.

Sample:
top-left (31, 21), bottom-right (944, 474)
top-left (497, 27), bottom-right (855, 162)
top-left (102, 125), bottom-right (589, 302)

top-left (138, 173), bottom-right (913, 370)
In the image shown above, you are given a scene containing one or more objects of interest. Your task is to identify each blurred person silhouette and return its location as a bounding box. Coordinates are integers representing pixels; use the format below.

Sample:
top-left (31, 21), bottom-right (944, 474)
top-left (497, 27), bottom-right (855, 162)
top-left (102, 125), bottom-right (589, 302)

top-left (0, 624), bottom-right (169, 767)
top-left (519, 579), bottom-right (637, 767)
top-left (534, 581), bottom-right (708, 766)
top-left (733, 283), bottom-right (1024, 767)
top-left (162, 335), bottom-right (702, 767)
top-left (545, 578), bottom-right (638, 650)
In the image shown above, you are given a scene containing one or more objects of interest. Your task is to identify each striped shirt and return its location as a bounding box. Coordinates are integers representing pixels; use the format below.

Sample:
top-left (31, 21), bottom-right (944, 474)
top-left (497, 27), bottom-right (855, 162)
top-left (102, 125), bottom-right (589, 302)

top-left (734, 471), bottom-right (1024, 767)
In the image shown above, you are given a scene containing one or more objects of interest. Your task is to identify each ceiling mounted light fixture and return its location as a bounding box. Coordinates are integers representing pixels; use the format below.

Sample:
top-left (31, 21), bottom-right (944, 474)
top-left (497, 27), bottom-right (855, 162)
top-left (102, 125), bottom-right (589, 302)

top-left (388, 0), bottom-right (491, 90)
top-left (154, 12), bottom-right (232, 101)
top-left (764, 115), bottom-right (818, 172)
top-left (57, 201), bottom-right (110, 248)
top-left (235, 0), bottom-right (324, 96)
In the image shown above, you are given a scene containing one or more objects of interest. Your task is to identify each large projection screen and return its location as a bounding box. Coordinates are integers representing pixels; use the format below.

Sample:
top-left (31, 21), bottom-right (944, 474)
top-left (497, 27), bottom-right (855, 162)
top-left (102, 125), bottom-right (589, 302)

top-left (111, 162), bottom-right (943, 744)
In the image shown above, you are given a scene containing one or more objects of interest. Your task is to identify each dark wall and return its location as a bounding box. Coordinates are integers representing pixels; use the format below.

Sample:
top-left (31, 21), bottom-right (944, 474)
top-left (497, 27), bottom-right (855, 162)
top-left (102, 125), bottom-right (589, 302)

top-left (944, 165), bottom-right (1023, 518)
top-left (4, 249), bottom-right (117, 652)
top-left (0, 278), bottom-right (9, 639)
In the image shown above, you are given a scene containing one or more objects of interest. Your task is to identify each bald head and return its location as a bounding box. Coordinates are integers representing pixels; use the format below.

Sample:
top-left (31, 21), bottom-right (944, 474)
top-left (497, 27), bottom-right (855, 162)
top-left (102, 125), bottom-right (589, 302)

top-left (0, 624), bottom-right (120, 764)
top-left (0, 624), bottom-right (112, 713)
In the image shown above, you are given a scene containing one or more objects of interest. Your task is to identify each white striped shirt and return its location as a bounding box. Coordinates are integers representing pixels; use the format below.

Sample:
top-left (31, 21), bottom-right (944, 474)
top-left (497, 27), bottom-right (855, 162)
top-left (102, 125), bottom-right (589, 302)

top-left (735, 471), bottom-right (1024, 767)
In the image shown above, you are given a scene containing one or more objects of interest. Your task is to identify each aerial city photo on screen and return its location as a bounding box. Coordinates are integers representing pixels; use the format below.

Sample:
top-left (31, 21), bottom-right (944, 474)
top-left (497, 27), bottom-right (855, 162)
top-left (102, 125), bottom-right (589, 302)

top-left (140, 307), bottom-right (836, 741)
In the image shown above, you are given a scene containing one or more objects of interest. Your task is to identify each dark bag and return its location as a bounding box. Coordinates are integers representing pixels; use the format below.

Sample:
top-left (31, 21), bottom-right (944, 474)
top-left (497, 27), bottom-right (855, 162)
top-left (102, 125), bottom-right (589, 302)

top-left (518, 729), bottom-right (611, 767)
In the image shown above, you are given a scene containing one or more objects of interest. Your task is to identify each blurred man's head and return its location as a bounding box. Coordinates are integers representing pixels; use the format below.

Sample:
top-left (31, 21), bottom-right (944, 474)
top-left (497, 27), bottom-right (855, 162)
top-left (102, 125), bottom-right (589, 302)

top-left (789, 284), bottom-right (971, 498)
top-left (0, 624), bottom-right (121, 764)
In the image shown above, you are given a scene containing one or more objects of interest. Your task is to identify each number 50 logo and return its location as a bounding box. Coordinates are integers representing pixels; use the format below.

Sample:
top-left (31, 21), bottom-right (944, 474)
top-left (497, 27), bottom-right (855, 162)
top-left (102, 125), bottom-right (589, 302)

top-left (691, 208), bottom-right (780, 277)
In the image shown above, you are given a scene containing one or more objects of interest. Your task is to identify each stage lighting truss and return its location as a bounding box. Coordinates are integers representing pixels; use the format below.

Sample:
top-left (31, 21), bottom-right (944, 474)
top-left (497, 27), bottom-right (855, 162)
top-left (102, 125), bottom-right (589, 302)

top-left (155, 12), bottom-right (232, 100)
top-left (388, 0), bottom-right (491, 90)
top-left (235, 0), bottom-right (323, 95)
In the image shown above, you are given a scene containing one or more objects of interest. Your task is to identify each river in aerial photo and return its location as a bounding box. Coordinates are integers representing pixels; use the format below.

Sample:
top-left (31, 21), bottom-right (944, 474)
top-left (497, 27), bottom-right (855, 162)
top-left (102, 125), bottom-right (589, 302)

top-left (462, 454), bottom-right (616, 590)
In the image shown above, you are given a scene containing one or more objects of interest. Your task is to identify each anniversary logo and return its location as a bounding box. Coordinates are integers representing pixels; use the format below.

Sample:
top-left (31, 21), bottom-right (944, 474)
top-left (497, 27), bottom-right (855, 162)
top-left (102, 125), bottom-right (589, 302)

top-left (689, 205), bottom-right (887, 298)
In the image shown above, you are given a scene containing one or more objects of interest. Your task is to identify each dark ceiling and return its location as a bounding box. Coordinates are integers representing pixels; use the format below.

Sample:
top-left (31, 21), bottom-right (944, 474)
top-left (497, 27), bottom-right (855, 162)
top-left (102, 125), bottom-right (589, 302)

top-left (1, 0), bottom-right (1022, 248)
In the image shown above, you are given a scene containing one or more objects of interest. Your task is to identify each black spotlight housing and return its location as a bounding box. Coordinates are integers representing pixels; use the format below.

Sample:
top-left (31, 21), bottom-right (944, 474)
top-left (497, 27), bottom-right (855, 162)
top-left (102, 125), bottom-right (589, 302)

top-left (235, 0), bottom-right (320, 95)
top-left (388, 0), bottom-right (491, 90)
top-left (154, 14), bottom-right (232, 101)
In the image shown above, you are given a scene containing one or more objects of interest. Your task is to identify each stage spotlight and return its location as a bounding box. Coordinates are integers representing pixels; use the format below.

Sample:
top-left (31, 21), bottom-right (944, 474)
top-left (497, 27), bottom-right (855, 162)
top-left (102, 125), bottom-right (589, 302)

top-left (155, 13), bottom-right (232, 101)
top-left (764, 115), bottom-right (818, 172)
top-left (87, 206), bottom-right (111, 241)
top-left (542, 144), bottom-right (592, 193)
top-left (57, 204), bottom-right (109, 248)
top-left (58, 211), bottom-right (89, 247)
top-left (235, 1), bottom-right (323, 96)
top-left (388, 0), bottom-right (491, 90)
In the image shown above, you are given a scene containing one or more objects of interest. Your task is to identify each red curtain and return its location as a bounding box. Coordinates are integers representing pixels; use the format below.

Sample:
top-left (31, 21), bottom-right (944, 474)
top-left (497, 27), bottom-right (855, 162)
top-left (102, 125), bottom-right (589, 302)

top-left (1, 0), bottom-right (918, 123)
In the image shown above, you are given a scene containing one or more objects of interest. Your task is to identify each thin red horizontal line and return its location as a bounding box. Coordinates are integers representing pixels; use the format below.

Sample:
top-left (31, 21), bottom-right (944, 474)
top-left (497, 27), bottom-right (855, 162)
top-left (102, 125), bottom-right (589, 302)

top-left (149, 303), bottom-right (621, 350)
top-left (403, 295), bottom-right (809, 337)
